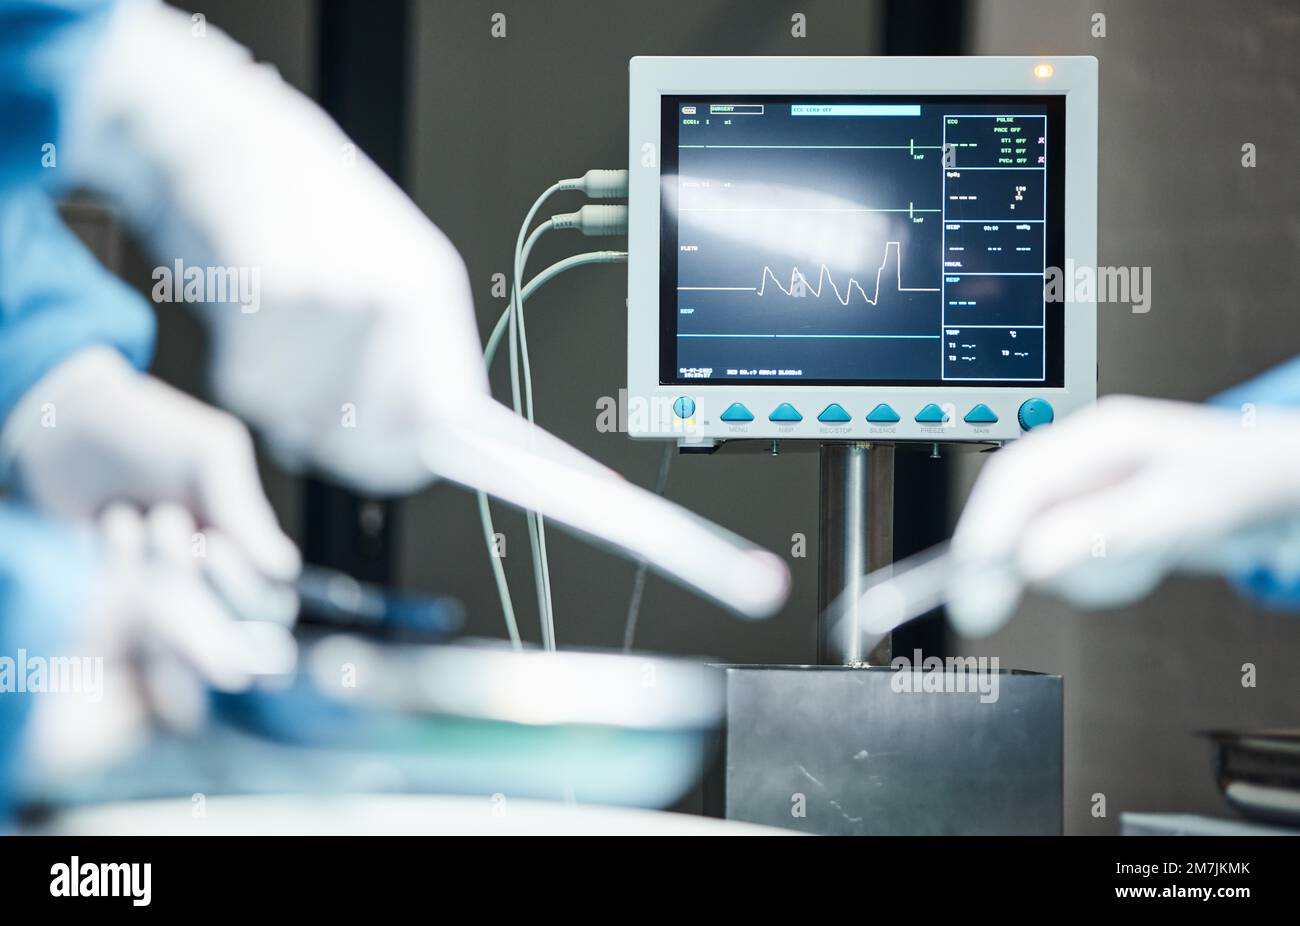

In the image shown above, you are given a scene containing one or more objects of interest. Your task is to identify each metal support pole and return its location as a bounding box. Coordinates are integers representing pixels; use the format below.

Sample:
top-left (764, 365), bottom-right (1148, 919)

top-left (817, 442), bottom-right (895, 665)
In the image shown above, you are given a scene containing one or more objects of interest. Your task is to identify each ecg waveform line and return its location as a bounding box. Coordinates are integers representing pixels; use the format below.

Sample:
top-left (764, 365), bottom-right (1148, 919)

top-left (679, 241), bottom-right (939, 307)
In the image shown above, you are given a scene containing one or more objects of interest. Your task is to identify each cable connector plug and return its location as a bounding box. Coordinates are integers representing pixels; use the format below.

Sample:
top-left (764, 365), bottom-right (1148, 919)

top-left (551, 204), bottom-right (628, 236)
top-left (556, 169), bottom-right (629, 198)
top-left (579, 168), bottom-right (629, 198)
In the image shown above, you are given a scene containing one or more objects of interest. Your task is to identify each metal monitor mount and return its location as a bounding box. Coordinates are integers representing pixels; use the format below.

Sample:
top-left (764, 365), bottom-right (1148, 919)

top-left (817, 442), bottom-right (894, 666)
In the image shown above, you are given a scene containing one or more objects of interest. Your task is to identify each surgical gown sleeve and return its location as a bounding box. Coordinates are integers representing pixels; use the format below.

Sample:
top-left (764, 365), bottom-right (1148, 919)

top-left (1210, 355), bottom-right (1300, 413)
top-left (0, 189), bottom-right (156, 448)
top-left (0, 0), bottom-right (114, 196)
top-left (0, 0), bottom-right (156, 461)
top-left (0, 502), bottom-right (93, 826)
top-left (1210, 357), bottom-right (1300, 607)
top-left (0, 1), bottom-right (117, 825)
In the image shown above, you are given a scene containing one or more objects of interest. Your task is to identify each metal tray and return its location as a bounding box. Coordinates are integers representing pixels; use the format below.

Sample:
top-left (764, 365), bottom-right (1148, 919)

top-left (1202, 729), bottom-right (1300, 827)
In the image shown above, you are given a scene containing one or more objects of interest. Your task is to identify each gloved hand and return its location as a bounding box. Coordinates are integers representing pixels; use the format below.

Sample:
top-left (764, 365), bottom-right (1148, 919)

top-left (65, 0), bottom-right (487, 495)
top-left (948, 395), bottom-right (1300, 637)
top-left (0, 346), bottom-right (300, 586)
top-left (24, 503), bottom-right (297, 776)
top-left (55, 1), bottom-right (791, 617)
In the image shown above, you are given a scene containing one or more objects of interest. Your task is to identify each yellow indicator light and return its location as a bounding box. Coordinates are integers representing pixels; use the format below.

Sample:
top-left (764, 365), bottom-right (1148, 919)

top-left (1033, 63), bottom-right (1054, 79)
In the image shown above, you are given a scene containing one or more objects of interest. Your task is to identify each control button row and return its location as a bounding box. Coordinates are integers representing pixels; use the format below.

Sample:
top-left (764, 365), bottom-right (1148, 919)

top-left (690, 398), bottom-right (1054, 430)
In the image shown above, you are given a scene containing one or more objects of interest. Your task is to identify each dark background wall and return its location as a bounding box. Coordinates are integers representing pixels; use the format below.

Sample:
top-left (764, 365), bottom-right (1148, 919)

top-left (129, 1), bottom-right (1300, 834)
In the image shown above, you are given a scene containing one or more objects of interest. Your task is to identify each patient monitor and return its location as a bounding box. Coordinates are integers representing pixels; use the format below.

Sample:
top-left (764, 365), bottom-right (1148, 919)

top-left (627, 56), bottom-right (1098, 445)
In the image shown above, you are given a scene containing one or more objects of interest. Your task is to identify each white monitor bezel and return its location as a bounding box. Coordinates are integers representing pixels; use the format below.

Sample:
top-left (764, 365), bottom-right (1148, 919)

top-left (627, 55), bottom-right (1098, 444)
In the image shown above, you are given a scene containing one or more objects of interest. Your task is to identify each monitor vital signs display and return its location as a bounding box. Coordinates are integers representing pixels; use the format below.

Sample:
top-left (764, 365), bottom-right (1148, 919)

top-left (660, 95), bottom-right (1065, 387)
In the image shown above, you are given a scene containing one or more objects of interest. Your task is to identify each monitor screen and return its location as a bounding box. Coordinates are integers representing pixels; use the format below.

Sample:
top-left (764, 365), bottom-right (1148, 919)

top-left (659, 95), bottom-right (1066, 387)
